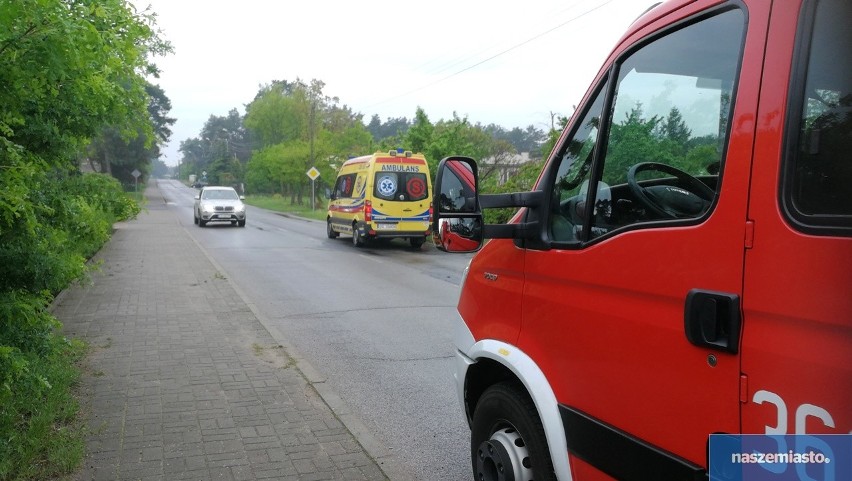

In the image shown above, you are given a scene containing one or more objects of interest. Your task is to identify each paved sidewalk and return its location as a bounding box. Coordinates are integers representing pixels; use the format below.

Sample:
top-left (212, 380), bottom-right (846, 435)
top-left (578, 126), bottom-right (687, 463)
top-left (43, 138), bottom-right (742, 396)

top-left (54, 183), bottom-right (389, 481)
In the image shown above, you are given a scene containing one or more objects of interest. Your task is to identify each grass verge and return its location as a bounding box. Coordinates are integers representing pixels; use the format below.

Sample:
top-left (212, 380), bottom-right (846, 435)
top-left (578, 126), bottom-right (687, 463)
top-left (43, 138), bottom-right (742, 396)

top-left (244, 195), bottom-right (327, 221)
top-left (0, 336), bottom-right (87, 481)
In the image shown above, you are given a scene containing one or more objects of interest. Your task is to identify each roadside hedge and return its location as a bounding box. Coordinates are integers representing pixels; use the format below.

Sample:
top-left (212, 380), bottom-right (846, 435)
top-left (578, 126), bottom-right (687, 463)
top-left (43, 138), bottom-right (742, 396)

top-left (0, 167), bottom-right (139, 480)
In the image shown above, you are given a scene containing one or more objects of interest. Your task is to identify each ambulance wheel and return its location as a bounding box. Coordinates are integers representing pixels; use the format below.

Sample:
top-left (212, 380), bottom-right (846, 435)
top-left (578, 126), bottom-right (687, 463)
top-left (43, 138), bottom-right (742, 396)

top-left (410, 236), bottom-right (425, 249)
top-left (327, 219), bottom-right (339, 238)
top-left (470, 382), bottom-right (556, 481)
top-left (352, 223), bottom-right (364, 247)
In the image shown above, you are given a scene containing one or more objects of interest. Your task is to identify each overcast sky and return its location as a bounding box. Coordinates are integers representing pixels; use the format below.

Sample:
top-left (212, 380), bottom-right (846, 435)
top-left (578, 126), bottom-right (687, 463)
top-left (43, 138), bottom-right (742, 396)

top-left (130, 0), bottom-right (656, 166)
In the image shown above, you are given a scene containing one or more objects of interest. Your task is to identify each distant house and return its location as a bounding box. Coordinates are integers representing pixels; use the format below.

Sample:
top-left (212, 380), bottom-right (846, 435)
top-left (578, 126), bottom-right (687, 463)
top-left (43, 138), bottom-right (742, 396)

top-left (479, 152), bottom-right (536, 185)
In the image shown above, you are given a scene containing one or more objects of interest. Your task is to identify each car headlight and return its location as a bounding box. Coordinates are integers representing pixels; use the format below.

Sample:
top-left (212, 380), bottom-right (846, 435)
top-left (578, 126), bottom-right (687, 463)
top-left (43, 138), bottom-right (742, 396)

top-left (202, 204), bottom-right (215, 213)
top-left (236, 204), bottom-right (246, 212)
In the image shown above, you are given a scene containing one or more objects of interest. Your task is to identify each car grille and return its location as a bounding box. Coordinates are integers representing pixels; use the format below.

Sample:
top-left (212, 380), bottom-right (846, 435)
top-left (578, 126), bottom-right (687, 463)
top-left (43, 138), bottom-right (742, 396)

top-left (214, 206), bottom-right (235, 212)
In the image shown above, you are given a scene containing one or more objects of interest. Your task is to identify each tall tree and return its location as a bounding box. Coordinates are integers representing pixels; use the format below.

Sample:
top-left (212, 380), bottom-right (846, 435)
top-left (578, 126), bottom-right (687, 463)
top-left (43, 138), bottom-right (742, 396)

top-left (0, 0), bottom-right (170, 166)
top-left (404, 107), bottom-right (434, 155)
top-left (659, 106), bottom-right (692, 158)
top-left (179, 109), bottom-right (248, 186)
top-left (244, 79), bottom-right (371, 201)
top-left (86, 83), bottom-right (175, 184)
top-left (366, 115), bottom-right (410, 142)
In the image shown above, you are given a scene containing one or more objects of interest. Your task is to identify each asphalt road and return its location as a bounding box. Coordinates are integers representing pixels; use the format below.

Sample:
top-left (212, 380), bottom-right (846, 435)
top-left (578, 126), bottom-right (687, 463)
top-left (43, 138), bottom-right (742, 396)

top-left (158, 179), bottom-right (474, 481)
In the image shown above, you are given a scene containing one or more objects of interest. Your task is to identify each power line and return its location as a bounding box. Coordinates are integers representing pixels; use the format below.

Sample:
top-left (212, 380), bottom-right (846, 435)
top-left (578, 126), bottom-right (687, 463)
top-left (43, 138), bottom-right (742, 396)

top-left (363, 0), bottom-right (615, 111)
top-left (412, 0), bottom-right (588, 77)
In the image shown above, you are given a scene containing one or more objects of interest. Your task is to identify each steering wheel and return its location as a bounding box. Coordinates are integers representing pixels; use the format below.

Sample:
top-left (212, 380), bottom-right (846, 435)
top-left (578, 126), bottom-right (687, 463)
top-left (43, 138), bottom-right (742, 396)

top-left (627, 162), bottom-right (715, 219)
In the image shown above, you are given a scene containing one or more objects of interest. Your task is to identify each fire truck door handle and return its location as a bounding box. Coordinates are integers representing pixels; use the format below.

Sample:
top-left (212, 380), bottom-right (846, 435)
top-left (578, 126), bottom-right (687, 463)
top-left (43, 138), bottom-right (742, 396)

top-left (684, 289), bottom-right (741, 354)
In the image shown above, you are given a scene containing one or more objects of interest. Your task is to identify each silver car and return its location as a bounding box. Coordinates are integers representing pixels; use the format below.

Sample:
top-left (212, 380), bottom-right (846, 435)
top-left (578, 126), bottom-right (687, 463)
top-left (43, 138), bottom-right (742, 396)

top-left (193, 186), bottom-right (246, 227)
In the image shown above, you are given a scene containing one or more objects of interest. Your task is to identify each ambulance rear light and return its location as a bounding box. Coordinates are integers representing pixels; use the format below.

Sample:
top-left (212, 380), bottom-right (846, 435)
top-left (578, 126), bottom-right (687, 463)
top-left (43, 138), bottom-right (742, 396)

top-left (429, 203), bottom-right (433, 223)
top-left (364, 199), bottom-right (372, 222)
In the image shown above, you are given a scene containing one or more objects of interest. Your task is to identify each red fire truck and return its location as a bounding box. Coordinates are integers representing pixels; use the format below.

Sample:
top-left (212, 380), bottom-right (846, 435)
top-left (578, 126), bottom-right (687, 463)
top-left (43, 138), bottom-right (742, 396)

top-left (432, 0), bottom-right (851, 479)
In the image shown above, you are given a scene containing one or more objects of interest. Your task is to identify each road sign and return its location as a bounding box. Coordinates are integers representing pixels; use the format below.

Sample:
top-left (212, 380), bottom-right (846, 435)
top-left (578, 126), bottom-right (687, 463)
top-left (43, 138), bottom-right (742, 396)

top-left (131, 169), bottom-right (141, 194)
top-left (307, 167), bottom-right (321, 210)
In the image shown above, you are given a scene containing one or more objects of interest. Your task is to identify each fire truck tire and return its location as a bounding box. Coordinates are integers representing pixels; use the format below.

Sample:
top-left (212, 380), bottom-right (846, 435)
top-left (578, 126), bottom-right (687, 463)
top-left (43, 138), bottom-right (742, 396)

top-left (470, 382), bottom-right (556, 481)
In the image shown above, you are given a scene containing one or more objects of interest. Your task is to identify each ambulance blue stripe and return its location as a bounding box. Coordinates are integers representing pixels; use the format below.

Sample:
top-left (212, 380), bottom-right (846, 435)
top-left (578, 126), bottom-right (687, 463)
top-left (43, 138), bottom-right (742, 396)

top-left (372, 216), bottom-right (430, 222)
top-left (371, 208), bottom-right (430, 222)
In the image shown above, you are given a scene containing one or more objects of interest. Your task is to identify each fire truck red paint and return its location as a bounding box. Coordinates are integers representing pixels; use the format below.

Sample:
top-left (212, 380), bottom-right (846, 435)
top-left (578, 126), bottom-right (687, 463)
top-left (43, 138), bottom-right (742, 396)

top-left (431, 1), bottom-right (851, 480)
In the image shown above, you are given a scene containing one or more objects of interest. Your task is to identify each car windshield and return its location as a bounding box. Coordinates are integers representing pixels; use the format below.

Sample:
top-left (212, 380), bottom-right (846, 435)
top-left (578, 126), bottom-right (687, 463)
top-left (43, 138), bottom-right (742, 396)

top-left (202, 189), bottom-right (239, 200)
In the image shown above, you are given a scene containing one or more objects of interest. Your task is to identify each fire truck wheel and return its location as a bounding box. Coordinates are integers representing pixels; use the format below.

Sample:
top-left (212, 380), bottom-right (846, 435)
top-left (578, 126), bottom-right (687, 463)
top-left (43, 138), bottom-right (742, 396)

top-left (470, 382), bottom-right (556, 481)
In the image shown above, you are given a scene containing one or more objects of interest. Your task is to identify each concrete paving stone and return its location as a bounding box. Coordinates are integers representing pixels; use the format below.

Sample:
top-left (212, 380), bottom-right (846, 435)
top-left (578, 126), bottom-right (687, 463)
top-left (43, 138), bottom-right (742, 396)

top-left (320, 441), bottom-right (349, 457)
top-left (289, 448), bottom-right (323, 461)
top-left (242, 440), bottom-right (286, 452)
top-left (118, 462), bottom-right (162, 478)
top-left (358, 463), bottom-right (389, 480)
top-left (300, 471), bottom-right (337, 481)
top-left (163, 457), bottom-right (188, 473)
top-left (230, 465), bottom-right (255, 481)
top-left (185, 453), bottom-right (208, 469)
top-left (90, 466), bottom-right (119, 481)
top-left (172, 469), bottom-right (212, 481)
top-left (141, 446), bottom-right (164, 461)
top-left (207, 465), bottom-right (236, 481)
top-left (255, 468), bottom-right (297, 480)
top-left (202, 431), bottom-right (239, 443)
top-left (205, 451), bottom-right (249, 465)
top-left (293, 458), bottom-right (321, 475)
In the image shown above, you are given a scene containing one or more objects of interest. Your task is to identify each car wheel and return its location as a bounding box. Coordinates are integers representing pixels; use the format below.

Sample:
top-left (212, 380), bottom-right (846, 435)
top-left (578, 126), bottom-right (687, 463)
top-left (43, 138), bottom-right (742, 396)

top-left (352, 223), bottom-right (364, 247)
top-left (410, 236), bottom-right (425, 249)
top-left (327, 218), bottom-right (339, 239)
top-left (238, 220), bottom-right (246, 227)
top-left (470, 382), bottom-right (557, 481)
top-left (199, 219), bottom-right (207, 227)
top-left (194, 214), bottom-right (198, 225)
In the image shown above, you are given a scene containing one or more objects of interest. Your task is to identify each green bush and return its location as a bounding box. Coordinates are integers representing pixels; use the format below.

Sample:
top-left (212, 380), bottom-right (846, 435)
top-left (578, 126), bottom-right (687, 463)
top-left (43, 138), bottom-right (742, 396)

top-left (0, 326), bottom-right (85, 480)
top-left (0, 291), bottom-right (86, 480)
top-left (0, 168), bottom-right (138, 480)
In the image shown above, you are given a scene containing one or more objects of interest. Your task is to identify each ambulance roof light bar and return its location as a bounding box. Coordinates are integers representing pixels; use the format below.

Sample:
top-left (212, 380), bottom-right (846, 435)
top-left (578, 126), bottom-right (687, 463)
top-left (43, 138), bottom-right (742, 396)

top-left (388, 149), bottom-right (413, 158)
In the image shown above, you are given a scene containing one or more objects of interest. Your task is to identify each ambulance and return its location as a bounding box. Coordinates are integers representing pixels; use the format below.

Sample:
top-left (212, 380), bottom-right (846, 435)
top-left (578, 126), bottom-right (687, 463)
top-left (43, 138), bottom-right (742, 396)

top-left (327, 150), bottom-right (432, 248)
top-left (432, 0), bottom-right (851, 480)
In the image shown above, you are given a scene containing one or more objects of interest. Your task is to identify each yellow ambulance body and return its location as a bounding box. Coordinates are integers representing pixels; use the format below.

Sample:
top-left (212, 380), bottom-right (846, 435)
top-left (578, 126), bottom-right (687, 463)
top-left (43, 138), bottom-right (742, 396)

top-left (326, 150), bottom-right (432, 248)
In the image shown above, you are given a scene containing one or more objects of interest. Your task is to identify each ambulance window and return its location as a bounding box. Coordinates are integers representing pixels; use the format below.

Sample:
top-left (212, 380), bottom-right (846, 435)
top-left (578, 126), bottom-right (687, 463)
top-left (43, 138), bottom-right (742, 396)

top-left (783, 0), bottom-right (852, 234)
top-left (374, 172), bottom-right (429, 202)
top-left (334, 173), bottom-right (357, 198)
top-left (586, 8), bottom-right (744, 240)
